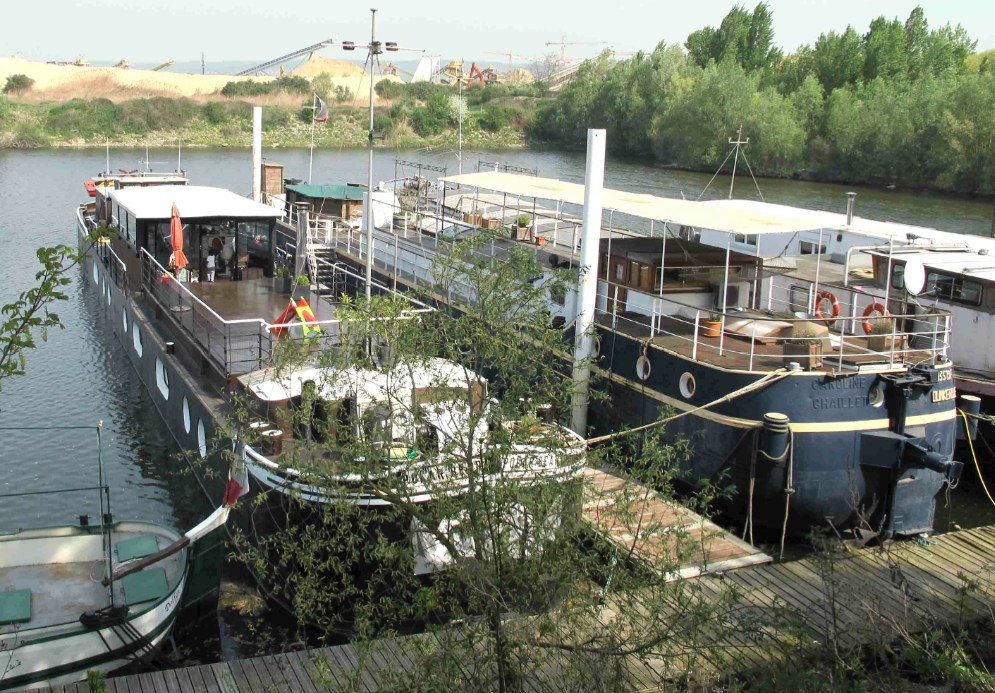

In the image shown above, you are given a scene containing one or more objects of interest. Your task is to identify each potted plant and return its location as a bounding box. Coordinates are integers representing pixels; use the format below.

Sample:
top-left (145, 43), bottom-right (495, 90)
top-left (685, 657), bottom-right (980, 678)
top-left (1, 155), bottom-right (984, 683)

top-left (464, 208), bottom-right (483, 227)
top-left (292, 274), bottom-right (312, 301)
top-left (273, 266), bottom-right (292, 293)
top-left (700, 313), bottom-right (722, 339)
top-left (782, 319), bottom-right (825, 370)
top-left (512, 214), bottom-right (533, 241)
top-left (866, 316), bottom-right (900, 353)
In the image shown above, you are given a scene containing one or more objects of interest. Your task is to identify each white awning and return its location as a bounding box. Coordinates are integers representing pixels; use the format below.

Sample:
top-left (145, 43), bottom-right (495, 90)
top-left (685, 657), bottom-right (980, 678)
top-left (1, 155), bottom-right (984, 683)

top-left (110, 185), bottom-right (283, 221)
top-left (440, 171), bottom-right (822, 234)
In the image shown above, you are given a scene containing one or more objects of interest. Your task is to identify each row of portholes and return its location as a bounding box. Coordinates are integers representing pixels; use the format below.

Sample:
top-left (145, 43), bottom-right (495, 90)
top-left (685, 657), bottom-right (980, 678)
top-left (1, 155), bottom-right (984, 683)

top-left (632, 350), bottom-right (697, 401)
top-left (122, 300), bottom-right (208, 458)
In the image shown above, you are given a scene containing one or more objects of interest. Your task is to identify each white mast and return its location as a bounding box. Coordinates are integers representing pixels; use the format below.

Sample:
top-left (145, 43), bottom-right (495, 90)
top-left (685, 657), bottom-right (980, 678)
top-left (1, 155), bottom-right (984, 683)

top-left (570, 129), bottom-right (606, 435)
top-left (364, 8), bottom-right (379, 300)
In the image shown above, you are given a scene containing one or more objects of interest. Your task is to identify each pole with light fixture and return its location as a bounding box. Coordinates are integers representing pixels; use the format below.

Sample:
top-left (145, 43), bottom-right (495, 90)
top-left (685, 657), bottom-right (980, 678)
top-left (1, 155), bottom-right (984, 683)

top-left (342, 9), bottom-right (399, 300)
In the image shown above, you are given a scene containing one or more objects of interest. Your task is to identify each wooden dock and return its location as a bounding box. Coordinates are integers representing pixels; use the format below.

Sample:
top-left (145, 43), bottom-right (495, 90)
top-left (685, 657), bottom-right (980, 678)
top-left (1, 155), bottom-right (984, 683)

top-left (33, 528), bottom-right (995, 692)
top-left (581, 466), bottom-right (771, 578)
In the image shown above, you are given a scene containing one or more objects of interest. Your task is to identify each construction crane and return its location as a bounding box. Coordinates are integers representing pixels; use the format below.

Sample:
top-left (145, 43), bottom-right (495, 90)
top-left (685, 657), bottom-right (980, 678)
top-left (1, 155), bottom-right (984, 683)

top-left (235, 38), bottom-right (338, 76)
top-left (483, 51), bottom-right (533, 79)
top-left (545, 36), bottom-right (607, 63)
top-left (150, 59), bottom-right (174, 72)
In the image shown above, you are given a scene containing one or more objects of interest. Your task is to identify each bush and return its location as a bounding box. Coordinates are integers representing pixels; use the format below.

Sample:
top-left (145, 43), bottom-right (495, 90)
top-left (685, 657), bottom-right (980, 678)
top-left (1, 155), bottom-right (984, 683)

top-left (119, 97), bottom-right (199, 133)
top-left (46, 98), bottom-right (122, 137)
top-left (407, 92), bottom-right (452, 136)
top-left (375, 79), bottom-right (407, 100)
top-left (477, 104), bottom-right (518, 132)
top-left (203, 100), bottom-right (252, 125)
top-left (262, 106), bottom-right (292, 130)
top-left (333, 85), bottom-right (352, 103)
top-left (3, 74), bottom-right (34, 94)
top-left (11, 121), bottom-right (47, 147)
top-left (221, 76), bottom-right (312, 98)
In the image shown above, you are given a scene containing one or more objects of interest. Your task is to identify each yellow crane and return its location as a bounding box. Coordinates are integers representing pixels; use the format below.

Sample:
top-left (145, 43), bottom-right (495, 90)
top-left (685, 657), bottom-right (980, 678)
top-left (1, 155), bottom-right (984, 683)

top-left (150, 60), bottom-right (174, 72)
top-left (483, 51), bottom-right (533, 80)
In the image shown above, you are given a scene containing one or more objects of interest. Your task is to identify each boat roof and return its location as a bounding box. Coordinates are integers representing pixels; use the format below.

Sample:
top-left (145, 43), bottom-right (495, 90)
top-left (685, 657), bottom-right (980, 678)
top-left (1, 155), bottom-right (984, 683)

top-left (440, 171), bottom-right (985, 245)
top-left (240, 357), bottom-right (481, 403)
top-left (286, 183), bottom-right (366, 201)
top-left (110, 185), bottom-right (283, 221)
top-left (867, 247), bottom-right (995, 282)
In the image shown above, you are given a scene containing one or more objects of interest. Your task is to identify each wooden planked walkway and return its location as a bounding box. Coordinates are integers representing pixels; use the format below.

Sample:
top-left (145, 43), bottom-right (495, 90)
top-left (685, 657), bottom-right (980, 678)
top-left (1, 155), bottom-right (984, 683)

top-left (35, 527), bottom-right (995, 692)
top-left (581, 467), bottom-right (772, 578)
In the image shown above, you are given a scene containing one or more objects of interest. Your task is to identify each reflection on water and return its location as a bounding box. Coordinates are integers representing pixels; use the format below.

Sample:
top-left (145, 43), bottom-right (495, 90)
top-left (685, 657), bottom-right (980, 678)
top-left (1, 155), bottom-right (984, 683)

top-left (0, 146), bottom-right (992, 664)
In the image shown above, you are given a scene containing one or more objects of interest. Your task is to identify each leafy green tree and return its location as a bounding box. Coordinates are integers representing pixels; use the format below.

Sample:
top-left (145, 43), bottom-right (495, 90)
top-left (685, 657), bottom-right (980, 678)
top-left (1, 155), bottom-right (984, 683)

top-left (1, 245), bottom-right (73, 391)
top-left (863, 16), bottom-right (909, 81)
top-left (809, 27), bottom-right (865, 93)
top-left (904, 6), bottom-right (930, 78)
top-left (685, 3), bottom-right (781, 71)
top-left (2, 74), bottom-right (34, 94)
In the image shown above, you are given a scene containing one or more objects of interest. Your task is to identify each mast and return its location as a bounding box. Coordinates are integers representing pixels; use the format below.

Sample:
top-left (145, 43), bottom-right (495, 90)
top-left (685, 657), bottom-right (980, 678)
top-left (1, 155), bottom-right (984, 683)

top-left (728, 124), bottom-right (748, 200)
top-left (364, 8), bottom-right (379, 300)
top-left (457, 60), bottom-right (463, 176)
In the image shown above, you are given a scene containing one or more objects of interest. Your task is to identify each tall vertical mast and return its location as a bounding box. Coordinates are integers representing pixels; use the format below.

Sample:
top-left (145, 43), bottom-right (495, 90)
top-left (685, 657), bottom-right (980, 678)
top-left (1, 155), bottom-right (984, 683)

top-left (364, 8), bottom-right (379, 300)
top-left (728, 124), bottom-right (748, 200)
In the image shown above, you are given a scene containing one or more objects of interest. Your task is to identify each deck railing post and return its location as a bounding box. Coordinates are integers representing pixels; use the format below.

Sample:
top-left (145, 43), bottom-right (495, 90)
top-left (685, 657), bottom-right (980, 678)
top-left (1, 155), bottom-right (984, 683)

top-left (692, 310), bottom-right (700, 361)
top-left (393, 235), bottom-right (399, 291)
top-left (889, 319), bottom-right (897, 367)
top-left (749, 331), bottom-right (755, 371)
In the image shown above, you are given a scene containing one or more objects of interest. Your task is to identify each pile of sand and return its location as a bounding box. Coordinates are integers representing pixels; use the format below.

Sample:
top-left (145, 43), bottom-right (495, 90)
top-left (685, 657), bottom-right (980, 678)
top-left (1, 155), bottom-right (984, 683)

top-left (0, 56), bottom-right (269, 100)
top-left (291, 56), bottom-right (367, 80)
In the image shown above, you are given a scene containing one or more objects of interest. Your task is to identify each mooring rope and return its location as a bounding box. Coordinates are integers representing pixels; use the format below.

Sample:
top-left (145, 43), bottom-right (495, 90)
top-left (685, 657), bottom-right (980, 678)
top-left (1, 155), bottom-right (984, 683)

top-left (585, 368), bottom-right (792, 447)
top-left (959, 409), bottom-right (995, 508)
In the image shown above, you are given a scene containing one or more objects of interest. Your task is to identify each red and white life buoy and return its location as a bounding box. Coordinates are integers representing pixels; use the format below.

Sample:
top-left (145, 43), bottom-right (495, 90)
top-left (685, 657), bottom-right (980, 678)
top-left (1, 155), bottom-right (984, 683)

top-left (862, 302), bottom-right (889, 334)
top-left (814, 290), bottom-right (840, 325)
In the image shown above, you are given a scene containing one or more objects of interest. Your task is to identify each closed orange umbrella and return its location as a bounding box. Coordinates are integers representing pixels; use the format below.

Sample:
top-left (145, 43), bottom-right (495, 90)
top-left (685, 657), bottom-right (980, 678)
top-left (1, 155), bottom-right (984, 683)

top-left (168, 203), bottom-right (189, 271)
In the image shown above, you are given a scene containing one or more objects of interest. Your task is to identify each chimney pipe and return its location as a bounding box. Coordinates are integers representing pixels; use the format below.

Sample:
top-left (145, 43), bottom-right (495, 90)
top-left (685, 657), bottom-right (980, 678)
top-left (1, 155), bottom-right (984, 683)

top-left (252, 106), bottom-right (262, 203)
top-left (845, 191), bottom-right (857, 226)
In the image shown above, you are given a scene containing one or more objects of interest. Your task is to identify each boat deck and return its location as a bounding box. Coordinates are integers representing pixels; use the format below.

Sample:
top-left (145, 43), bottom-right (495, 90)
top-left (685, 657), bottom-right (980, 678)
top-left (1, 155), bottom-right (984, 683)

top-left (0, 527), bottom-right (184, 635)
top-left (599, 312), bottom-right (934, 373)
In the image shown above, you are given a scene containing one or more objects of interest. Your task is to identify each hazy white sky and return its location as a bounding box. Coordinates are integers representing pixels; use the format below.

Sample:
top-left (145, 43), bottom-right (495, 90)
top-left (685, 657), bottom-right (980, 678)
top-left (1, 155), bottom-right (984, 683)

top-left (3, 0), bottom-right (991, 65)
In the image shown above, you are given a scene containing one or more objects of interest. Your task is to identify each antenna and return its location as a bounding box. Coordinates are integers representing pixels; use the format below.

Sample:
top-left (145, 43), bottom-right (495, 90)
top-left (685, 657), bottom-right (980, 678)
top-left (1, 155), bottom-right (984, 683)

top-left (105, 137), bottom-right (110, 175)
top-left (728, 124), bottom-right (748, 200)
top-left (177, 138), bottom-right (182, 173)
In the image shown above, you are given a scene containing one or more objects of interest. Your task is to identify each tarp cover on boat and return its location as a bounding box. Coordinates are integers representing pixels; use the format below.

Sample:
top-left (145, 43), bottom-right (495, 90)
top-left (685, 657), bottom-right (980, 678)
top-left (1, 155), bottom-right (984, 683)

top-left (439, 171), bottom-right (948, 238)
top-left (110, 185), bottom-right (283, 221)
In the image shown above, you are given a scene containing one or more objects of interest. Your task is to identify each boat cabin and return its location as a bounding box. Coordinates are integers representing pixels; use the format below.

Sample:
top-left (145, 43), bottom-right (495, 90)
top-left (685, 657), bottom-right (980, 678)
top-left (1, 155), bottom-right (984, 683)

top-left (285, 183), bottom-right (366, 224)
top-left (91, 171), bottom-right (188, 226)
top-left (111, 185), bottom-right (282, 281)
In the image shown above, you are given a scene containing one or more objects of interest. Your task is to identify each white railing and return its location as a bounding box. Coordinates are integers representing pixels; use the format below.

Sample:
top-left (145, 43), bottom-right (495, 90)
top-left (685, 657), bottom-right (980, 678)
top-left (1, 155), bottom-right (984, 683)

top-left (598, 280), bottom-right (951, 373)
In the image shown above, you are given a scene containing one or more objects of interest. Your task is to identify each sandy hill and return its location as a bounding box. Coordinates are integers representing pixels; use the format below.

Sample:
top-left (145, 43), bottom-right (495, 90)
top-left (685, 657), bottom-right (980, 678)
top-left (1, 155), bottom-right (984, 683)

top-left (0, 56), bottom-right (269, 100)
top-left (291, 55), bottom-right (404, 104)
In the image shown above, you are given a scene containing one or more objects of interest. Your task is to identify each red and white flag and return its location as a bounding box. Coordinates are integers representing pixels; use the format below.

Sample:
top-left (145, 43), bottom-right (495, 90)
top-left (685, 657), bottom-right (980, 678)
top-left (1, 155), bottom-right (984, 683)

top-left (185, 438), bottom-right (248, 544)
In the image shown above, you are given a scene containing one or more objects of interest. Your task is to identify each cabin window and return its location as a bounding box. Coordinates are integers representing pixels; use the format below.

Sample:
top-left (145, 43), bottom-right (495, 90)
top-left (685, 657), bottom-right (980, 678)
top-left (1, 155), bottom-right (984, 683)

top-left (638, 264), bottom-right (652, 291)
top-left (733, 233), bottom-right (757, 246)
top-left (614, 260), bottom-right (625, 282)
top-left (788, 285), bottom-right (809, 313)
top-left (799, 241), bottom-right (827, 255)
top-left (891, 264), bottom-right (906, 290)
top-left (925, 271), bottom-right (983, 306)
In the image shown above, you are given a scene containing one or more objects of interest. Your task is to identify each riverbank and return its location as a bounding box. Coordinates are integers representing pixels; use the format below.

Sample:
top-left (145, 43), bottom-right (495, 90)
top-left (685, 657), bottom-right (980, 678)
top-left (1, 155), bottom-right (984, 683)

top-left (0, 97), bottom-right (526, 151)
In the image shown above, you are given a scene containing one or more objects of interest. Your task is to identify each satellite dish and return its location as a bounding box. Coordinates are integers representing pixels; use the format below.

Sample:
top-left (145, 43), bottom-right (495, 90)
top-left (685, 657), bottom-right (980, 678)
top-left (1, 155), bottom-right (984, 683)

top-left (904, 260), bottom-right (926, 296)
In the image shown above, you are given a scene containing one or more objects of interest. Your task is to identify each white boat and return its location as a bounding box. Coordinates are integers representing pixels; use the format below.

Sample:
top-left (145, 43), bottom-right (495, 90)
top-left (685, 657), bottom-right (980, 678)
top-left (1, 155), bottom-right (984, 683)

top-left (0, 522), bottom-right (187, 691)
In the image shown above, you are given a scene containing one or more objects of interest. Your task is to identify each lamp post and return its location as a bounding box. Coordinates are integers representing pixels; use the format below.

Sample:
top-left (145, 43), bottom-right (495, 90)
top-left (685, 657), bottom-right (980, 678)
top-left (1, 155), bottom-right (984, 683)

top-left (343, 9), bottom-right (399, 300)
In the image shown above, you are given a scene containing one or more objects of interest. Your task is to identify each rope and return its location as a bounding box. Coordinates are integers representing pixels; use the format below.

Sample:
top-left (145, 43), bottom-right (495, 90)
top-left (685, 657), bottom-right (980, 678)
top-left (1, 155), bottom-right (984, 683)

top-left (960, 409), bottom-right (995, 508)
top-left (585, 368), bottom-right (791, 446)
top-left (779, 430), bottom-right (795, 561)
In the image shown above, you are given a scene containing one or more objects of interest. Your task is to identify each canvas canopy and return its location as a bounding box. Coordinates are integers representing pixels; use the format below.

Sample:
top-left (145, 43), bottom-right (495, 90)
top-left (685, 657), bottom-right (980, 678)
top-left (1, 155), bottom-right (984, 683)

top-left (441, 172), bottom-right (874, 236)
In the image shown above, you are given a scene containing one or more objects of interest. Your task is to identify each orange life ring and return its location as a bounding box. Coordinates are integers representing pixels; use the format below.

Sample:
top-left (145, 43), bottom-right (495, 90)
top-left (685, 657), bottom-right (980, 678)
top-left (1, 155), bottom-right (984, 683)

top-left (814, 290), bottom-right (840, 325)
top-left (862, 302), bottom-right (888, 334)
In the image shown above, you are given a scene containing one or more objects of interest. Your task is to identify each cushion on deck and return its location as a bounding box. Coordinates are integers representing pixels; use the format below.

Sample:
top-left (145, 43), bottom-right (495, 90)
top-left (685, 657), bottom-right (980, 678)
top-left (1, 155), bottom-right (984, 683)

top-left (121, 568), bottom-right (169, 606)
top-left (0, 589), bottom-right (32, 625)
top-left (116, 535), bottom-right (159, 561)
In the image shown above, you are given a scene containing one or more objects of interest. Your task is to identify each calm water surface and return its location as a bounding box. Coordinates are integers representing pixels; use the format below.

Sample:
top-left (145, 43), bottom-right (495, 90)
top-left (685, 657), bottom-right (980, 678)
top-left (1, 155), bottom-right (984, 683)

top-left (0, 147), bottom-right (991, 659)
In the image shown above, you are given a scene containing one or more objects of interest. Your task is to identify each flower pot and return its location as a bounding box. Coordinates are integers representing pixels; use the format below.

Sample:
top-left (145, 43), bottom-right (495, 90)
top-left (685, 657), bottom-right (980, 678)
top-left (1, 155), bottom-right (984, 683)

top-left (700, 319), bottom-right (721, 339)
top-left (783, 340), bottom-right (823, 370)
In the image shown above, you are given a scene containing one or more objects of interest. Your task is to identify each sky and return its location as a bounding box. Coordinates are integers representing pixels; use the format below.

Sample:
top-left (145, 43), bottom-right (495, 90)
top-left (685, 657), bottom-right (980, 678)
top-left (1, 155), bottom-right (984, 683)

top-left (2, 0), bottom-right (992, 67)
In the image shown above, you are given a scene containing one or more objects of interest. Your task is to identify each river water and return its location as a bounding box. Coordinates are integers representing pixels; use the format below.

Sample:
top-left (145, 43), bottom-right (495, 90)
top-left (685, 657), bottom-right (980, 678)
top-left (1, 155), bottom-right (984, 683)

top-left (0, 146), bottom-right (992, 661)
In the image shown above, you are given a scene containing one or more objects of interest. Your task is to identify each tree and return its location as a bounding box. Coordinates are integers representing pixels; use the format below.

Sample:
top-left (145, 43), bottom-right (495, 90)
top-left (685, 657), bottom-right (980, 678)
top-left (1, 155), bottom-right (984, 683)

top-left (2, 74), bottom-right (34, 95)
top-left (863, 16), bottom-right (909, 81)
top-left (228, 231), bottom-right (741, 690)
top-left (809, 27), bottom-right (865, 93)
top-left (685, 3), bottom-right (781, 71)
top-left (529, 52), bottom-right (560, 86)
top-left (0, 245), bottom-right (73, 392)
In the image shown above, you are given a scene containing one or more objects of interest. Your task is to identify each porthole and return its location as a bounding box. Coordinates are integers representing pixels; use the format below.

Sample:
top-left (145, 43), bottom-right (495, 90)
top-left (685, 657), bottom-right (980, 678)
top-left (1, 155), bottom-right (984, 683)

top-left (132, 323), bottom-right (143, 357)
top-left (197, 419), bottom-right (207, 458)
top-left (636, 354), bottom-right (652, 381)
top-left (105, 283), bottom-right (111, 306)
top-left (679, 372), bottom-right (697, 399)
top-left (592, 335), bottom-right (602, 357)
top-left (868, 386), bottom-right (885, 408)
top-left (92, 262), bottom-right (98, 283)
top-left (122, 308), bottom-right (128, 332)
top-left (155, 357), bottom-right (170, 399)
top-left (182, 397), bottom-right (191, 434)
